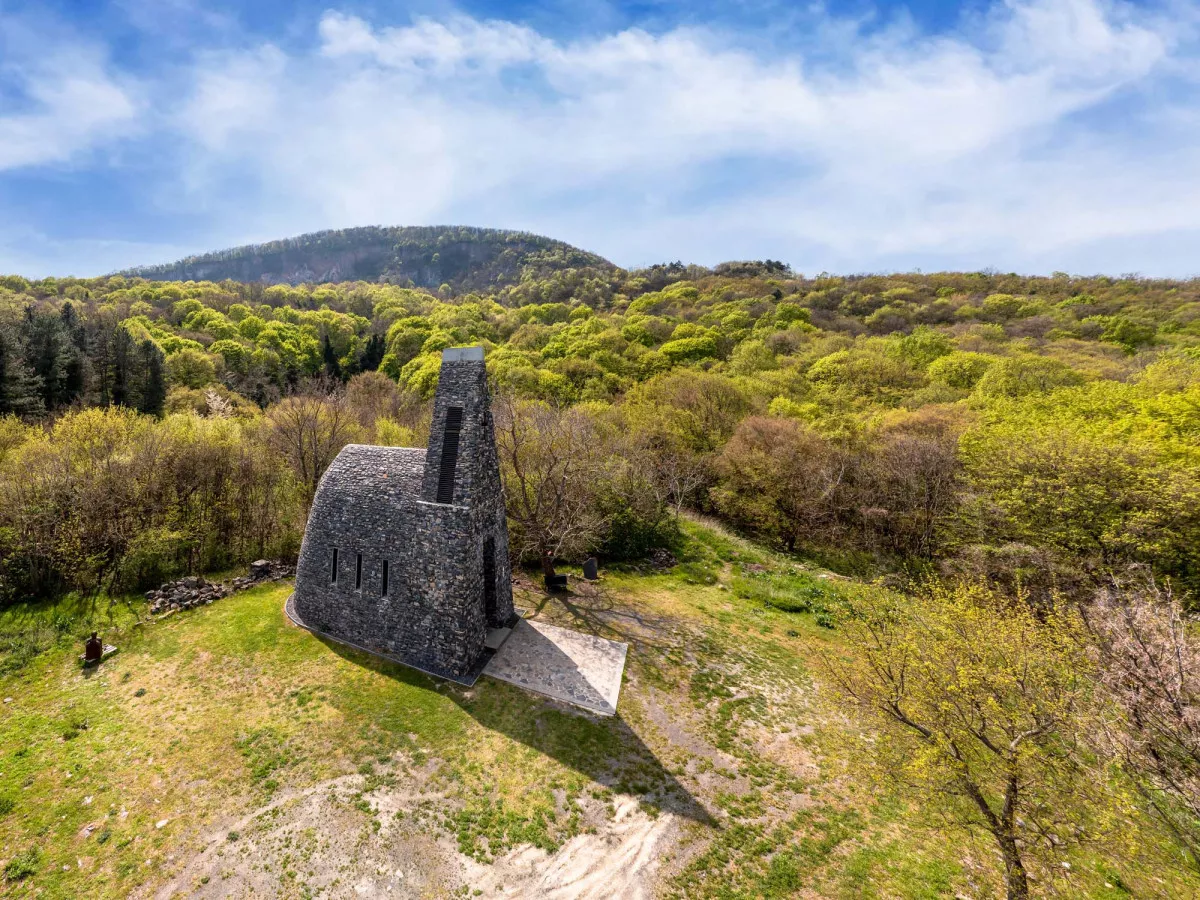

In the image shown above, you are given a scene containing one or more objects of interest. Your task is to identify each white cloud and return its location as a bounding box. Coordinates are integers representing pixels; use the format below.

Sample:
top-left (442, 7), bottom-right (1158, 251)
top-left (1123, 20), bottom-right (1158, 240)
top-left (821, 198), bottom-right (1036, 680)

top-left (0, 22), bottom-right (139, 171)
top-left (5, 0), bottom-right (1198, 274)
top-left (161, 0), bottom-right (1198, 273)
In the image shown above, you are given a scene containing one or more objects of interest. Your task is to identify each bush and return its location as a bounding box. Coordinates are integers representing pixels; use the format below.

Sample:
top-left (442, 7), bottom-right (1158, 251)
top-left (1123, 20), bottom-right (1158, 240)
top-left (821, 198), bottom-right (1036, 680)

top-left (4, 847), bottom-right (40, 882)
top-left (599, 504), bottom-right (678, 561)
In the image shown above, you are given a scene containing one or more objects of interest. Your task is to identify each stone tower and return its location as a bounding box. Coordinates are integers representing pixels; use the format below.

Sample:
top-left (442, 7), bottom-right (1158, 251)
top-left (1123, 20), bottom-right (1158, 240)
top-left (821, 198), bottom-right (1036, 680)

top-left (290, 346), bottom-right (514, 683)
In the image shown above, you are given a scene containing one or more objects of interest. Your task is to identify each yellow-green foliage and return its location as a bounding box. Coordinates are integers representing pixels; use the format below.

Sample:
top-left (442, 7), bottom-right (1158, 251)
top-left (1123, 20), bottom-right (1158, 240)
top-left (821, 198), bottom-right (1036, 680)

top-left (2, 267), bottom-right (1200, 602)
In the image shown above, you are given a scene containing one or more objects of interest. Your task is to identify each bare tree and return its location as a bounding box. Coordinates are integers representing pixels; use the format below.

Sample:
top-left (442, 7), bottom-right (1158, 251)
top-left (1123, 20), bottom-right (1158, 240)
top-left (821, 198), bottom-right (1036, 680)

top-left (493, 395), bottom-right (607, 575)
top-left (265, 388), bottom-right (363, 513)
top-left (860, 407), bottom-right (963, 557)
top-left (637, 428), bottom-right (709, 516)
top-left (1086, 572), bottom-right (1200, 871)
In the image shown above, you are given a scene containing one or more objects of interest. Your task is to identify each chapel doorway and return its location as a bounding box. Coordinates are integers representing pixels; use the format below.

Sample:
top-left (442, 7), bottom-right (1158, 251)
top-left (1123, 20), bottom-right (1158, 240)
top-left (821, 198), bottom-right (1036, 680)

top-left (483, 536), bottom-right (497, 625)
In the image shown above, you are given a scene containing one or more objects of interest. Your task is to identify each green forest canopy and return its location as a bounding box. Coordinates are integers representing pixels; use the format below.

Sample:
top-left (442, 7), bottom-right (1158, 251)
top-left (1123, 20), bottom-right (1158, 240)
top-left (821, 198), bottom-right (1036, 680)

top-left (1, 260), bottom-right (1199, 606)
top-left (118, 225), bottom-right (616, 291)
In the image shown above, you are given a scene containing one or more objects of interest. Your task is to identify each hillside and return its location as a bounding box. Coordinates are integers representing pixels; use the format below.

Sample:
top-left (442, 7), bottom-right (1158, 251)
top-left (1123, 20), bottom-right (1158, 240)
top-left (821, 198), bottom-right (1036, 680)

top-left (2, 521), bottom-right (1195, 898)
top-left (3, 263), bottom-right (1200, 897)
top-left (120, 226), bottom-right (617, 291)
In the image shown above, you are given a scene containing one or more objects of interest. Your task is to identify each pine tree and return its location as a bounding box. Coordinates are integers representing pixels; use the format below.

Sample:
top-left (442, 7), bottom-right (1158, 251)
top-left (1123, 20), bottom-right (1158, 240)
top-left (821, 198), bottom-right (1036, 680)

top-left (0, 326), bottom-right (45, 416)
top-left (21, 307), bottom-right (73, 411)
top-left (60, 302), bottom-right (87, 404)
top-left (359, 333), bottom-right (385, 372)
top-left (108, 326), bottom-right (135, 408)
top-left (138, 340), bottom-right (166, 417)
top-left (322, 334), bottom-right (343, 380)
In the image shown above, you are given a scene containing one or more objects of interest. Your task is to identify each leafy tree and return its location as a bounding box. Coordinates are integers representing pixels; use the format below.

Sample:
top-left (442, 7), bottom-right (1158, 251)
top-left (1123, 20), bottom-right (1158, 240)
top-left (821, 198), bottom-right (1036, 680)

top-left (974, 355), bottom-right (1085, 399)
top-left (827, 582), bottom-right (1103, 900)
top-left (927, 350), bottom-right (994, 389)
top-left (166, 347), bottom-right (216, 389)
top-left (960, 417), bottom-right (1200, 593)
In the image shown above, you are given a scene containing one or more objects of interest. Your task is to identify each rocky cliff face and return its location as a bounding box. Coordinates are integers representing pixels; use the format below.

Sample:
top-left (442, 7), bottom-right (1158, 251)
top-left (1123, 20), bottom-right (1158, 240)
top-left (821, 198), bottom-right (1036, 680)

top-left (122, 225), bottom-right (615, 290)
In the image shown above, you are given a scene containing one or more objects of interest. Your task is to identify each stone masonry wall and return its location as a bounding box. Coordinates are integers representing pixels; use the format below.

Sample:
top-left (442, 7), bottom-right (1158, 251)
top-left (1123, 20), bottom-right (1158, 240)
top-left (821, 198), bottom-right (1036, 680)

top-left (293, 347), bottom-right (512, 679)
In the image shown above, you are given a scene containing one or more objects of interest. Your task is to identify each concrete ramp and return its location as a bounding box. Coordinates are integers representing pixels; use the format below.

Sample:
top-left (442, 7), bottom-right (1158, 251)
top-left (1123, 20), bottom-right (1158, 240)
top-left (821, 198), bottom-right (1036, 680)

top-left (484, 619), bottom-right (627, 716)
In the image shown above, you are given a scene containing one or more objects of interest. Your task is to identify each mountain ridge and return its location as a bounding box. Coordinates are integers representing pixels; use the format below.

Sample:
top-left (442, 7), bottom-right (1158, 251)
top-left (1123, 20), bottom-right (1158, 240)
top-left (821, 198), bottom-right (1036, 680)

top-left (120, 225), bottom-right (618, 291)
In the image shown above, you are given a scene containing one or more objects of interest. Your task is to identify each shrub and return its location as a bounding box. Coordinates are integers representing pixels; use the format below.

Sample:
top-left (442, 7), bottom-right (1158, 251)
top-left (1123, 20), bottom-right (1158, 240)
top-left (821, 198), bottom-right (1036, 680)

top-left (4, 847), bottom-right (40, 882)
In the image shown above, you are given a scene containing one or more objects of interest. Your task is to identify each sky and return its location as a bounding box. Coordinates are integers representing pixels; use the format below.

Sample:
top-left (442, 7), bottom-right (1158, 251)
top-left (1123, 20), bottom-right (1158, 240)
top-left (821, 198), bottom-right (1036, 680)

top-left (0, 0), bottom-right (1197, 277)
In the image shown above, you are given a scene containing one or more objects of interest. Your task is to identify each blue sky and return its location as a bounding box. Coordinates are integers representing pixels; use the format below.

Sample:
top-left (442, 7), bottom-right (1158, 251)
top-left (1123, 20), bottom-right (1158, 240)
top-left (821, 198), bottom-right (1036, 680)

top-left (0, 0), bottom-right (1197, 277)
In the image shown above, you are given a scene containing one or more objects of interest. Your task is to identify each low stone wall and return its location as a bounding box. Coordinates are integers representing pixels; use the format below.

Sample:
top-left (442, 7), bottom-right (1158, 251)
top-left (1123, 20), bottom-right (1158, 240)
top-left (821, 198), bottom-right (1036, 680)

top-left (146, 560), bottom-right (294, 615)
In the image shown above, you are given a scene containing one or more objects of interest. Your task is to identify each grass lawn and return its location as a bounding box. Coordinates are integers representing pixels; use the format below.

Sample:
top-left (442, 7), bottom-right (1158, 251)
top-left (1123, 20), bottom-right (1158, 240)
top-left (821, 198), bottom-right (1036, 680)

top-left (0, 519), bottom-right (1195, 898)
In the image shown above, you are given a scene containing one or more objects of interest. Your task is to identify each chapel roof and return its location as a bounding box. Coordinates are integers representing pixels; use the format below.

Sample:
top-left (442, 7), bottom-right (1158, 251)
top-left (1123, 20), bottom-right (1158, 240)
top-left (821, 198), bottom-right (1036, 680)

top-left (323, 444), bottom-right (427, 499)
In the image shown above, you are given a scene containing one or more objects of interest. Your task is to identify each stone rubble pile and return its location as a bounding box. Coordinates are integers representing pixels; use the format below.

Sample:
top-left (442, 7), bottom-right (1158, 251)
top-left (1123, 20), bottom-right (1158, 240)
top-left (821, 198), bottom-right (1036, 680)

top-left (649, 548), bottom-right (678, 570)
top-left (146, 559), bottom-right (294, 615)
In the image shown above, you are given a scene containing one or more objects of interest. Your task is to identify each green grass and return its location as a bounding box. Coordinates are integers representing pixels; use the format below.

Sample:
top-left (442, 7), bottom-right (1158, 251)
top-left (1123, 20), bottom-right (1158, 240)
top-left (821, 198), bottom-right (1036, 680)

top-left (0, 521), bottom-right (1197, 898)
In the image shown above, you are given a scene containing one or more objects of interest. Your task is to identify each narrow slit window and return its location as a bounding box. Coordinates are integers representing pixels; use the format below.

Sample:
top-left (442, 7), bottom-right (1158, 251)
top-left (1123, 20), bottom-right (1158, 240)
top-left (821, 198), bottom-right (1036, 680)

top-left (381, 560), bottom-right (389, 597)
top-left (436, 406), bottom-right (464, 503)
top-left (355, 553), bottom-right (362, 589)
top-left (331, 548), bottom-right (339, 584)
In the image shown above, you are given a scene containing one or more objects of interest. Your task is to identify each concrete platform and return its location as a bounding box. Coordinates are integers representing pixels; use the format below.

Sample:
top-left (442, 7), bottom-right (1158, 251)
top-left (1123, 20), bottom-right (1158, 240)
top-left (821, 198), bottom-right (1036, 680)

top-left (484, 626), bottom-right (512, 650)
top-left (286, 594), bottom-right (627, 713)
top-left (483, 619), bottom-right (628, 716)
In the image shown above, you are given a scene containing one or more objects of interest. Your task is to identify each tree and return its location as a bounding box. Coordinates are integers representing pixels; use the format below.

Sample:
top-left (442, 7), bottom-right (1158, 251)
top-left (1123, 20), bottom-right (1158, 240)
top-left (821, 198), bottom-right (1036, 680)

top-left (711, 416), bottom-right (851, 551)
top-left (166, 348), bottom-right (216, 389)
top-left (322, 334), bottom-right (343, 381)
top-left (358, 333), bottom-right (385, 373)
top-left (974, 355), bottom-right (1085, 399)
top-left (0, 326), bottom-right (44, 417)
top-left (826, 582), bottom-right (1100, 900)
top-left (628, 371), bottom-right (750, 452)
top-left (961, 421), bottom-right (1200, 593)
top-left (60, 302), bottom-right (88, 405)
top-left (107, 326), bottom-right (136, 408)
top-left (859, 407), bottom-right (963, 557)
top-left (265, 389), bottom-right (362, 512)
top-left (630, 419), bottom-right (709, 516)
top-left (493, 396), bottom-right (607, 574)
top-left (138, 340), bottom-right (166, 417)
top-left (1086, 573), bottom-right (1200, 871)
top-left (21, 306), bottom-right (76, 411)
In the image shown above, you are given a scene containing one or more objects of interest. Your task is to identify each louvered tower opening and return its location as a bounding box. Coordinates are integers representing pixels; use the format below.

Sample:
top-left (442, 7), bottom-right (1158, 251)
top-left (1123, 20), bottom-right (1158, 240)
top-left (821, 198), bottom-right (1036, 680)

top-left (436, 406), bottom-right (464, 503)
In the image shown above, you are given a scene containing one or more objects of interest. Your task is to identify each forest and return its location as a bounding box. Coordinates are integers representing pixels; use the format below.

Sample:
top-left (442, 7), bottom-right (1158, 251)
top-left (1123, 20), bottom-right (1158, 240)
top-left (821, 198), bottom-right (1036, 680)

top-left (2, 262), bottom-right (1197, 608)
top-left (2, 258), bottom-right (1200, 897)
top-left (119, 225), bottom-right (616, 290)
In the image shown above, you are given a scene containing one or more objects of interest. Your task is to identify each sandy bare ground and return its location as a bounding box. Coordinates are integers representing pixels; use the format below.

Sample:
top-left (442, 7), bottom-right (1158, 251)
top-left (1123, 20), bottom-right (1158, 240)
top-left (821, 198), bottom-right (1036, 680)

top-left (152, 768), bottom-right (682, 900)
top-left (460, 797), bottom-right (679, 900)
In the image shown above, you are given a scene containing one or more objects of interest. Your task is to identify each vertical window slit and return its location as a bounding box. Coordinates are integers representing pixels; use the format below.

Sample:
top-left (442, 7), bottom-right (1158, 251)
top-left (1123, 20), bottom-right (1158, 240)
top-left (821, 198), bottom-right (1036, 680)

top-left (382, 560), bottom-right (389, 597)
top-left (331, 548), bottom-right (339, 584)
top-left (355, 553), bottom-right (362, 589)
top-left (436, 406), bottom-right (464, 503)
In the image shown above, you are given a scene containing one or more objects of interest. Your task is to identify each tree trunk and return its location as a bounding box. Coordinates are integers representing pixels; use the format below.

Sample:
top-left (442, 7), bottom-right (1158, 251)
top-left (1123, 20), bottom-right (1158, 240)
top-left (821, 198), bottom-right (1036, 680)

top-left (997, 831), bottom-right (1030, 900)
